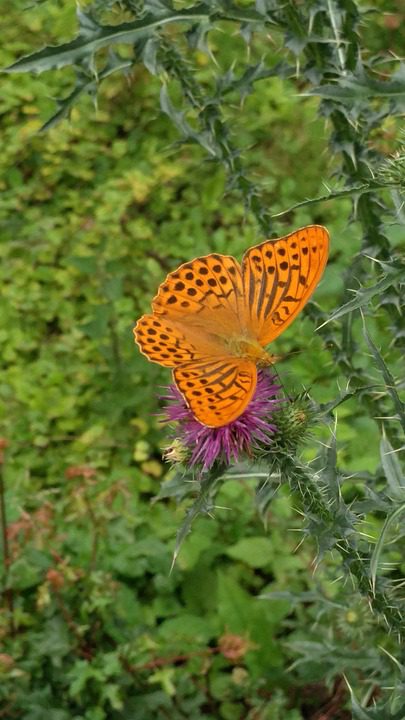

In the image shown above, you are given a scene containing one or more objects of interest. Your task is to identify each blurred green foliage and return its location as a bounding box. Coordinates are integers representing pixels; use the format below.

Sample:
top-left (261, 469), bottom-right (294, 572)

top-left (0, 1), bottom-right (404, 718)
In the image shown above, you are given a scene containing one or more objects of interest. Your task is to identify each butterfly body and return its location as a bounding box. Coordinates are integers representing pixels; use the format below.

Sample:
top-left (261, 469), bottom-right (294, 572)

top-left (134, 225), bottom-right (329, 428)
top-left (227, 336), bottom-right (275, 365)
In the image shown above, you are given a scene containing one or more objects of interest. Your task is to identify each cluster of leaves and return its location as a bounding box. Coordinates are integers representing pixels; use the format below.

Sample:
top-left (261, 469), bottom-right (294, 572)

top-left (1, 458), bottom-right (403, 719)
top-left (1, 0), bottom-right (404, 717)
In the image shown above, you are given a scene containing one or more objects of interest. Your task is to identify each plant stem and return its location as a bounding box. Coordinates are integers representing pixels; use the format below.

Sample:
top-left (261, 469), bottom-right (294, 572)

top-left (84, 492), bottom-right (100, 572)
top-left (0, 447), bottom-right (14, 634)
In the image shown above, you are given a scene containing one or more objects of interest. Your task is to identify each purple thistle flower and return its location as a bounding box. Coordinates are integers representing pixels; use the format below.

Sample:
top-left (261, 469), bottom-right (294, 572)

top-left (161, 371), bottom-right (281, 472)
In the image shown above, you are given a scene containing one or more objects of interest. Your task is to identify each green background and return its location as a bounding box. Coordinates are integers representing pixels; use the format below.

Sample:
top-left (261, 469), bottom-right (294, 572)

top-left (0, 2), bottom-right (403, 718)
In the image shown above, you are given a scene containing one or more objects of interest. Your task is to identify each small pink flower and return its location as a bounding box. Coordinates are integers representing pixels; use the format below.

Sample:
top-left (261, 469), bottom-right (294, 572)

top-left (161, 371), bottom-right (281, 471)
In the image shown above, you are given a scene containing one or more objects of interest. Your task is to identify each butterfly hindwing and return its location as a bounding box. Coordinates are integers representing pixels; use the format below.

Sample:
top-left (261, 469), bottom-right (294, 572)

top-left (174, 357), bottom-right (257, 427)
top-left (134, 311), bottom-right (240, 367)
top-left (241, 225), bottom-right (329, 345)
top-left (134, 314), bottom-right (209, 367)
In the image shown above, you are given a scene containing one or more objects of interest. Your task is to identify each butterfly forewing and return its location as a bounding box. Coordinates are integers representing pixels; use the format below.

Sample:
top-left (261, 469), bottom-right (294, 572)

top-left (241, 225), bottom-right (329, 346)
top-left (151, 253), bottom-right (246, 337)
top-left (174, 357), bottom-right (257, 427)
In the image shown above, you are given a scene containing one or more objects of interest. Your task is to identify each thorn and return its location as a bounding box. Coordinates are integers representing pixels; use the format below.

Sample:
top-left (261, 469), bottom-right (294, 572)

top-left (329, 574), bottom-right (345, 586)
top-left (292, 536), bottom-right (306, 553)
top-left (169, 549), bottom-right (178, 575)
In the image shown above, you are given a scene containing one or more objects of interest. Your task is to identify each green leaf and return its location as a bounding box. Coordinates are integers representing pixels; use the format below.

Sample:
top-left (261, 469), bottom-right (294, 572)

top-left (37, 617), bottom-right (72, 662)
top-left (350, 694), bottom-right (374, 720)
top-left (41, 56), bottom-right (132, 131)
top-left (153, 472), bottom-right (194, 502)
top-left (158, 614), bottom-right (213, 642)
top-left (370, 503), bottom-right (405, 594)
top-left (305, 65), bottom-right (405, 103)
top-left (319, 386), bottom-right (379, 414)
top-left (318, 268), bottom-right (403, 327)
top-left (171, 465), bottom-right (225, 568)
top-left (69, 255), bottom-right (98, 274)
top-left (349, 679), bottom-right (405, 720)
top-left (271, 183), bottom-right (369, 218)
top-left (160, 84), bottom-right (219, 156)
top-left (362, 315), bottom-right (405, 434)
top-left (320, 432), bottom-right (340, 504)
top-left (144, 0), bottom-right (173, 15)
top-left (68, 660), bottom-right (105, 698)
top-left (4, 7), bottom-right (212, 74)
top-left (226, 536), bottom-right (273, 568)
top-left (217, 60), bottom-right (291, 101)
top-left (81, 303), bottom-right (112, 339)
top-left (380, 434), bottom-right (405, 501)
top-left (8, 554), bottom-right (46, 590)
top-left (216, 572), bottom-right (251, 632)
top-left (255, 474), bottom-right (280, 522)
top-left (102, 683), bottom-right (123, 711)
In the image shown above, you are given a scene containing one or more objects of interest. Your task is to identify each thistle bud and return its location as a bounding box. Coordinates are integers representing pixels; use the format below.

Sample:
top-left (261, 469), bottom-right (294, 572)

top-left (269, 394), bottom-right (318, 455)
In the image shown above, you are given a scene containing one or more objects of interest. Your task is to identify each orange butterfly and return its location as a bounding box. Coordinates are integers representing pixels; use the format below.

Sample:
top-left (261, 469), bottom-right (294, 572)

top-left (134, 225), bottom-right (329, 428)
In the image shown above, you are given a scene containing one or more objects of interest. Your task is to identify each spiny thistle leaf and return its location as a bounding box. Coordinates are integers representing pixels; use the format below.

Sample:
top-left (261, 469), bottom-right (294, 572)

top-left (4, 6), bottom-right (212, 74)
top-left (320, 431), bottom-right (341, 505)
top-left (304, 64), bottom-right (405, 103)
top-left (376, 140), bottom-right (405, 192)
top-left (40, 55), bottom-right (132, 132)
top-left (171, 465), bottom-right (225, 569)
top-left (362, 315), bottom-right (405, 434)
top-left (160, 85), bottom-right (219, 156)
top-left (349, 690), bottom-right (377, 720)
top-left (144, 0), bottom-right (174, 15)
top-left (271, 182), bottom-right (370, 218)
top-left (318, 268), bottom-right (404, 328)
top-left (152, 470), bottom-right (196, 503)
top-left (348, 672), bottom-right (405, 719)
top-left (216, 60), bottom-right (291, 100)
top-left (370, 503), bottom-right (405, 595)
top-left (319, 386), bottom-right (379, 414)
top-left (380, 434), bottom-right (405, 502)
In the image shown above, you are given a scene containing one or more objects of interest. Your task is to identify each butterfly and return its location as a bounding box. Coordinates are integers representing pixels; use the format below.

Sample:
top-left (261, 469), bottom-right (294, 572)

top-left (134, 225), bottom-right (329, 428)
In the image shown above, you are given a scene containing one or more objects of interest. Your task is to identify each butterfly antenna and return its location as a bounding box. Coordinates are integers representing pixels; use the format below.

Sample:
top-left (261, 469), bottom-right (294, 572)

top-left (281, 348), bottom-right (304, 360)
top-left (270, 362), bottom-right (288, 396)
top-left (269, 347), bottom-right (302, 396)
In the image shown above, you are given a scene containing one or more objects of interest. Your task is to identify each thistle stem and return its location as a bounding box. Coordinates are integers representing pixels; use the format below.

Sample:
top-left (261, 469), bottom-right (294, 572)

top-left (283, 458), bottom-right (403, 634)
